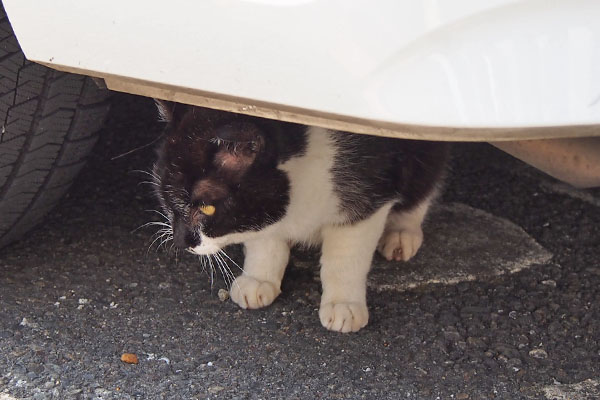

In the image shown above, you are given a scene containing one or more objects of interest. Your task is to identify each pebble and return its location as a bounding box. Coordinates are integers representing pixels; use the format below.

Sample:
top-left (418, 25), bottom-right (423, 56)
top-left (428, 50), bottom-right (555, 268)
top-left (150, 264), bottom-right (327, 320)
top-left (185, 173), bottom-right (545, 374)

top-left (466, 337), bottom-right (485, 349)
top-left (86, 255), bottom-right (100, 266)
top-left (218, 289), bottom-right (229, 302)
top-left (121, 353), bottom-right (139, 364)
top-left (529, 349), bottom-right (548, 359)
top-left (507, 358), bottom-right (522, 368)
top-left (457, 393), bottom-right (469, 400)
top-left (494, 343), bottom-right (520, 359)
top-left (27, 362), bottom-right (44, 374)
top-left (208, 385), bottom-right (224, 394)
top-left (443, 330), bottom-right (461, 342)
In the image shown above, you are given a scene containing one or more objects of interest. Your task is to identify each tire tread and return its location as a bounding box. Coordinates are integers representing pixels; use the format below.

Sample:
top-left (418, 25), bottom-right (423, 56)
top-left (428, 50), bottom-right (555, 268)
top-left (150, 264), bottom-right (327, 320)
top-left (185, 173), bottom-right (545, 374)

top-left (0, 3), bottom-right (111, 247)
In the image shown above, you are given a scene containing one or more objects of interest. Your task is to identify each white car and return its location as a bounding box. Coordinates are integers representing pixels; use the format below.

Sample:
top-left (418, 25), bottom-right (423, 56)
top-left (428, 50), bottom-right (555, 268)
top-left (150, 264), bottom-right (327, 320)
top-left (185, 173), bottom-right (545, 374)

top-left (1, 0), bottom-right (599, 247)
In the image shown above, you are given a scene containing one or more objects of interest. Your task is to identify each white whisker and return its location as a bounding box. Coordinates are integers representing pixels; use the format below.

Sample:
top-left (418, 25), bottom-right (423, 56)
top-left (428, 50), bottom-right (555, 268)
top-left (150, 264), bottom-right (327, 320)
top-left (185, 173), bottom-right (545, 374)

top-left (213, 255), bottom-right (231, 288)
top-left (216, 251), bottom-right (240, 290)
top-left (219, 250), bottom-right (243, 272)
top-left (146, 209), bottom-right (171, 222)
top-left (133, 220), bottom-right (171, 234)
top-left (158, 234), bottom-right (173, 251)
top-left (215, 252), bottom-right (236, 289)
top-left (207, 256), bottom-right (215, 290)
top-left (147, 233), bottom-right (167, 253)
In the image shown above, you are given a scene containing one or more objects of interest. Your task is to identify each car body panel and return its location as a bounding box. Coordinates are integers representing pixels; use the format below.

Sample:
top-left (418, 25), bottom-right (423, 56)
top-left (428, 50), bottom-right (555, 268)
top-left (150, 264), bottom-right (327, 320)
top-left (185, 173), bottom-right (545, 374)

top-left (4, 0), bottom-right (600, 140)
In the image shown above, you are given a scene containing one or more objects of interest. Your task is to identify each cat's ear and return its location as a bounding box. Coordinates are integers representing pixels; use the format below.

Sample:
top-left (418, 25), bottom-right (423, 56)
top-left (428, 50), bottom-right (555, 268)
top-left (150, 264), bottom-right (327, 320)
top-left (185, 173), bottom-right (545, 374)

top-left (154, 99), bottom-right (174, 122)
top-left (154, 99), bottom-right (188, 124)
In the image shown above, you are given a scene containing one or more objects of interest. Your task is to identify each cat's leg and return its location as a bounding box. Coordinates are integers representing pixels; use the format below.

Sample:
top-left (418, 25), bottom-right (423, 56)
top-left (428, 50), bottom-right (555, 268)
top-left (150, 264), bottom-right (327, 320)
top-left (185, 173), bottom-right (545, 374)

top-left (377, 195), bottom-right (433, 262)
top-left (319, 204), bottom-right (392, 333)
top-left (230, 238), bottom-right (290, 309)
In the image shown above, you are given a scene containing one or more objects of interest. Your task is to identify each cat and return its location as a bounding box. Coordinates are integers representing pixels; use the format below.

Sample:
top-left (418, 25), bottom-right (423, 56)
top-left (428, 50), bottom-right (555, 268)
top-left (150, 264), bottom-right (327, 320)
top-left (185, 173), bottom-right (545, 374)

top-left (152, 101), bottom-right (448, 333)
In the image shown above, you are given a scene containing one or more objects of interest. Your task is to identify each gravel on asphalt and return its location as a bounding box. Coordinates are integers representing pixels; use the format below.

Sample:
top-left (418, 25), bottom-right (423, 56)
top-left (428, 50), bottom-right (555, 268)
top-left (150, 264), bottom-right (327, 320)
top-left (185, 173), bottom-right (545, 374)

top-left (1, 94), bottom-right (599, 400)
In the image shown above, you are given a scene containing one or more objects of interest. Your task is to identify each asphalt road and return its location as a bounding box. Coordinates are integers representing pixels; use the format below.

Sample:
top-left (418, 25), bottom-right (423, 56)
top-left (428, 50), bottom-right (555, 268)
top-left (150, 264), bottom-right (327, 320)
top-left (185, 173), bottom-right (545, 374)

top-left (1, 94), bottom-right (599, 400)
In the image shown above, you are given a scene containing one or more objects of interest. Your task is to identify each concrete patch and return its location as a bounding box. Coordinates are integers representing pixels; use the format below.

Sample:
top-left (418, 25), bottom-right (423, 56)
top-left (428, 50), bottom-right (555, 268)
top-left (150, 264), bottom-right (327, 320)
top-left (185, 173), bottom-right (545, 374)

top-left (540, 181), bottom-right (600, 207)
top-left (368, 203), bottom-right (552, 292)
top-left (542, 379), bottom-right (600, 400)
top-left (291, 202), bottom-right (553, 292)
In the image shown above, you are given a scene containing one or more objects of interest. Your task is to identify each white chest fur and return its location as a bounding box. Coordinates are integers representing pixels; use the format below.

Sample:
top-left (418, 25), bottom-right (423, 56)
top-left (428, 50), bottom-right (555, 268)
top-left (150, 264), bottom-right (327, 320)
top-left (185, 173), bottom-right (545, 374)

top-left (272, 126), bottom-right (346, 244)
top-left (195, 126), bottom-right (345, 252)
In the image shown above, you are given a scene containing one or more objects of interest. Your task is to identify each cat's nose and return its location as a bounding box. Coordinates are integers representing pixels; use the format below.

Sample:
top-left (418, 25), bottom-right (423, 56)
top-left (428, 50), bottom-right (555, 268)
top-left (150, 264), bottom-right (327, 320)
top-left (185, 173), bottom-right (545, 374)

top-left (173, 223), bottom-right (200, 249)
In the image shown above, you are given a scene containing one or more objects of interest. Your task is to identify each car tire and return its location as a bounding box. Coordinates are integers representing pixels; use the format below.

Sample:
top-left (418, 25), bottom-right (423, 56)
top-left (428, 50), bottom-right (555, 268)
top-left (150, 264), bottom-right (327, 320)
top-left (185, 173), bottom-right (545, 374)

top-left (1, 5), bottom-right (111, 248)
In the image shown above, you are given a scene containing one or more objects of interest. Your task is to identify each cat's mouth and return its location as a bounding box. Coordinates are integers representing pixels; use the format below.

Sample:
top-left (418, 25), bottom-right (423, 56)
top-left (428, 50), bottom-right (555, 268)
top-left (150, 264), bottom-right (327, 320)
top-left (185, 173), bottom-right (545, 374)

top-left (187, 239), bottom-right (221, 256)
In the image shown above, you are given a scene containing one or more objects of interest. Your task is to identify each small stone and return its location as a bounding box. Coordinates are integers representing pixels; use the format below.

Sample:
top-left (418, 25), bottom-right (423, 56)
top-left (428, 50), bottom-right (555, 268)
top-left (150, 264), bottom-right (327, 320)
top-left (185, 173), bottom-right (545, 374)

top-left (94, 388), bottom-right (112, 397)
top-left (158, 282), bottom-right (170, 289)
top-left (86, 255), bottom-right (100, 266)
top-left (120, 353), bottom-right (139, 364)
top-left (541, 280), bottom-right (557, 287)
top-left (507, 358), bottom-right (522, 369)
top-left (19, 317), bottom-right (39, 329)
top-left (218, 289), bottom-right (229, 302)
top-left (443, 331), bottom-right (461, 342)
top-left (466, 337), bottom-right (485, 349)
top-left (529, 349), bottom-right (548, 359)
top-left (509, 311), bottom-right (518, 319)
top-left (494, 343), bottom-right (520, 359)
top-left (483, 357), bottom-right (498, 370)
top-left (533, 309), bottom-right (546, 322)
top-left (27, 362), bottom-right (44, 374)
top-left (457, 393), bottom-right (469, 400)
top-left (208, 385), bottom-right (224, 394)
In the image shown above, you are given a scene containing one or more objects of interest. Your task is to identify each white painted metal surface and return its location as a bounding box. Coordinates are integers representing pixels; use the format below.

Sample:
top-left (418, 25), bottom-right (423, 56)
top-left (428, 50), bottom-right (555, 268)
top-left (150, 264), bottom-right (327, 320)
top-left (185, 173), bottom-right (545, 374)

top-left (4, 0), bottom-right (600, 132)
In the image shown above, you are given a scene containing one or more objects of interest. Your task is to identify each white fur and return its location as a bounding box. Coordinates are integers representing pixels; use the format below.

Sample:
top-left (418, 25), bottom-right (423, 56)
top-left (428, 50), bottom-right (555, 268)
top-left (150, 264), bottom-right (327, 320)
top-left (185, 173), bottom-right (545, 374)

top-left (190, 127), bottom-right (430, 333)
top-left (377, 194), bottom-right (433, 262)
top-left (319, 202), bottom-right (393, 332)
top-left (191, 126), bottom-right (345, 254)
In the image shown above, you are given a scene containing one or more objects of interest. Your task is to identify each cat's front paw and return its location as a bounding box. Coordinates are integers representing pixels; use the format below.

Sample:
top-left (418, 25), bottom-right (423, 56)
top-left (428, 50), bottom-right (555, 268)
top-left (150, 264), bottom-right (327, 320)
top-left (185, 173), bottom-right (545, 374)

top-left (319, 302), bottom-right (368, 333)
top-left (230, 275), bottom-right (280, 309)
top-left (377, 228), bottom-right (423, 262)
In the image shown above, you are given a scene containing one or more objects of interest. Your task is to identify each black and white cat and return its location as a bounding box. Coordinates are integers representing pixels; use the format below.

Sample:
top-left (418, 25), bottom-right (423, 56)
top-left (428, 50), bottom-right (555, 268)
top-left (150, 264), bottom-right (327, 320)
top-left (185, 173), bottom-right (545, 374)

top-left (153, 102), bottom-right (448, 333)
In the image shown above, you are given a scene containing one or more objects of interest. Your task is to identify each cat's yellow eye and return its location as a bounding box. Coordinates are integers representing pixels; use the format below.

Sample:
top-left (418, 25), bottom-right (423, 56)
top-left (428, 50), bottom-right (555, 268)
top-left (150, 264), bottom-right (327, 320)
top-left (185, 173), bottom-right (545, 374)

top-left (199, 205), bottom-right (216, 216)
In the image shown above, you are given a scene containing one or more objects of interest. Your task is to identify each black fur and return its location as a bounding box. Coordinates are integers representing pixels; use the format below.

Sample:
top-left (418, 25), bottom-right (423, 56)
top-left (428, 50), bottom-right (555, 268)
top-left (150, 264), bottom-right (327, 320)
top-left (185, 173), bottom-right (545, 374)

top-left (331, 131), bottom-right (448, 222)
top-left (154, 105), bottom-right (307, 246)
top-left (154, 104), bottom-right (447, 249)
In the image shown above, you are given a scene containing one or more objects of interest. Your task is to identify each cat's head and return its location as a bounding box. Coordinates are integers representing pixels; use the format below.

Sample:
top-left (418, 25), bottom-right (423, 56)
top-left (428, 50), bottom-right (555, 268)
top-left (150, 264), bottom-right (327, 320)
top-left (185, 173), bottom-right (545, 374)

top-left (152, 101), bottom-right (303, 255)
